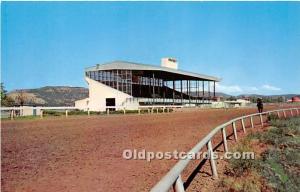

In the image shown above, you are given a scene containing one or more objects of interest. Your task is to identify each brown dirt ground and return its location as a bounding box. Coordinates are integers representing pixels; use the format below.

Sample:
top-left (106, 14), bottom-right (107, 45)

top-left (1, 105), bottom-right (299, 192)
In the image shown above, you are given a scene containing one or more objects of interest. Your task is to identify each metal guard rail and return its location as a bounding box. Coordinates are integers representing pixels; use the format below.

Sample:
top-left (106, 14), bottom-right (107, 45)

top-left (151, 107), bottom-right (300, 192)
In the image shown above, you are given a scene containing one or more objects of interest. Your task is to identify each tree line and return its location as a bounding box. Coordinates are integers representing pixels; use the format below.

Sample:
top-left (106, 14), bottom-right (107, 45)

top-left (1, 83), bottom-right (31, 107)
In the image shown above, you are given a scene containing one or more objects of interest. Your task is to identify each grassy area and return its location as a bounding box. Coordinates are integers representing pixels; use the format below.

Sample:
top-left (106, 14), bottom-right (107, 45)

top-left (219, 117), bottom-right (300, 192)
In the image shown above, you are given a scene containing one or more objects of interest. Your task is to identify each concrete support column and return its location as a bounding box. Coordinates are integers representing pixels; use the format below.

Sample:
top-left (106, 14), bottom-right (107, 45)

top-left (213, 81), bottom-right (216, 98)
top-left (188, 80), bottom-right (191, 105)
top-left (202, 81), bottom-right (205, 103)
top-left (163, 80), bottom-right (166, 104)
top-left (152, 73), bottom-right (155, 104)
top-left (208, 81), bottom-right (211, 99)
top-left (173, 80), bottom-right (175, 105)
top-left (180, 80), bottom-right (183, 105)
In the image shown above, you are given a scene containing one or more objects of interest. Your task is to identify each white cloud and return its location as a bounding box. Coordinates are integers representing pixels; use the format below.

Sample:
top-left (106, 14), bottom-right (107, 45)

top-left (214, 83), bottom-right (282, 95)
top-left (261, 84), bottom-right (281, 91)
top-left (215, 83), bottom-right (243, 94)
top-left (246, 86), bottom-right (259, 92)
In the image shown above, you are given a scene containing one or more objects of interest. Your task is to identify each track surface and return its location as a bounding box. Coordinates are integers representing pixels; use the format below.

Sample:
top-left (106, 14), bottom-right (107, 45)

top-left (1, 106), bottom-right (297, 192)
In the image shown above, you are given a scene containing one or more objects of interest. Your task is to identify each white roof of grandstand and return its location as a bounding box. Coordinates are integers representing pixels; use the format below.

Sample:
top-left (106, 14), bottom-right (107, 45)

top-left (85, 61), bottom-right (221, 82)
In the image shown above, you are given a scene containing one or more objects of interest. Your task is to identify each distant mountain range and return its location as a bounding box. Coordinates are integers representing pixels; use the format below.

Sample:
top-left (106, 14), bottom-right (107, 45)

top-left (8, 86), bottom-right (88, 106)
top-left (7, 86), bottom-right (299, 106)
top-left (237, 94), bottom-right (299, 99)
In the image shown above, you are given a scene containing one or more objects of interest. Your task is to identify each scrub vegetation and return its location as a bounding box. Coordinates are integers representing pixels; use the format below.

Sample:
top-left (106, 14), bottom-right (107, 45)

top-left (218, 117), bottom-right (300, 192)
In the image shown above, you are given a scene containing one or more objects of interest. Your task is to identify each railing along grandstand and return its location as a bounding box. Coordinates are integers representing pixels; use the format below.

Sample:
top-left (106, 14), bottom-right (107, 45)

top-left (0, 105), bottom-right (184, 119)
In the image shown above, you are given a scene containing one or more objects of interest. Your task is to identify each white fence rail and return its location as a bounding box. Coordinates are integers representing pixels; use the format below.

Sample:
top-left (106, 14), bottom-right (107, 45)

top-left (105, 105), bottom-right (183, 115)
top-left (0, 106), bottom-right (80, 119)
top-left (150, 107), bottom-right (300, 192)
top-left (0, 106), bottom-right (78, 110)
top-left (1, 105), bottom-right (184, 119)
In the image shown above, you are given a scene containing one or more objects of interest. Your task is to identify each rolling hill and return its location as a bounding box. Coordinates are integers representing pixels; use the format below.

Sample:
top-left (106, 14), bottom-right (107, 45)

top-left (8, 86), bottom-right (88, 106)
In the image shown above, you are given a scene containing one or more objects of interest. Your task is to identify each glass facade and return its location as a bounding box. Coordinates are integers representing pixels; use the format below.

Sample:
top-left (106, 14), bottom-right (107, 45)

top-left (86, 70), bottom-right (132, 95)
top-left (85, 69), bottom-right (216, 101)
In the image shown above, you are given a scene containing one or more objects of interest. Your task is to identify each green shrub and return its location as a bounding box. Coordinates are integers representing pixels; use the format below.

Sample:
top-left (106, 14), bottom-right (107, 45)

top-left (258, 117), bottom-right (300, 192)
top-left (268, 113), bottom-right (279, 121)
top-left (222, 117), bottom-right (300, 192)
top-left (226, 139), bottom-right (258, 177)
top-left (43, 110), bottom-right (64, 116)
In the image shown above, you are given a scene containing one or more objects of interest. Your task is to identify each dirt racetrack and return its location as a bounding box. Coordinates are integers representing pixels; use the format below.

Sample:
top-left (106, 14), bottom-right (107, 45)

top-left (1, 105), bottom-right (298, 192)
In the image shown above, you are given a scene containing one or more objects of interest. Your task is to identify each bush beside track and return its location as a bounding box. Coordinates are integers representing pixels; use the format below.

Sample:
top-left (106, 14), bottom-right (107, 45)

top-left (218, 117), bottom-right (300, 192)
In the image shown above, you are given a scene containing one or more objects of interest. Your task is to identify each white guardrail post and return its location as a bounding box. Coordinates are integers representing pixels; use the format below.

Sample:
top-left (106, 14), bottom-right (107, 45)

top-left (241, 118), bottom-right (246, 133)
top-left (173, 175), bottom-right (185, 192)
top-left (250, 116), bottom-right (254, 128)
top-left (207, 140), bottom-right (218, 179)
top-left (260, 114), bottom-right (264, 127)
top-left (232, 121), bottom-right (238, 141)
top-left (221, 127), bottom-right (228, 152)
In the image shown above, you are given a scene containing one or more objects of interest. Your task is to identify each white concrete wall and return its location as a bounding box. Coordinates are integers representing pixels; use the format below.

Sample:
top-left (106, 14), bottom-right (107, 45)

top-left (161, 58), bottom-right (178, 69)
top-left (75, 98), bottom-right (89, 111)
top-left (236, 99), bottom-right (251, 107)
top-left (20, 106), bottom-right (33, 116)
top-left (19, 106), bottom-right (41, 116)
top-left (85, 77), bottom-right (134, 111)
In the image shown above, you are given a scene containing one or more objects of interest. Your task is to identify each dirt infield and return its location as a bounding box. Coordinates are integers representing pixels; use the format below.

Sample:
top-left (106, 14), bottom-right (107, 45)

top-left (1, 105), bottom-right (298, 192)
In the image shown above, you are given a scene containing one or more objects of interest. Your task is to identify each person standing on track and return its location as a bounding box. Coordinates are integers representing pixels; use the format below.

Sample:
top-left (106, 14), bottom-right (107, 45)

top-left (257, 98), bottom-right (263, 113)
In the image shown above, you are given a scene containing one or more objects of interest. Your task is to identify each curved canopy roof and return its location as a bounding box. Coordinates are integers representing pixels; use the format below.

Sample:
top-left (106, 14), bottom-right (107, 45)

top-left (85, 61), bottom-right (221, 82)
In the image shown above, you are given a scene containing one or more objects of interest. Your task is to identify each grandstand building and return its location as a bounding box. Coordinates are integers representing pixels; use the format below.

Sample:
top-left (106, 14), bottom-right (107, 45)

top-left (75, 58), bottom-right (221, 111)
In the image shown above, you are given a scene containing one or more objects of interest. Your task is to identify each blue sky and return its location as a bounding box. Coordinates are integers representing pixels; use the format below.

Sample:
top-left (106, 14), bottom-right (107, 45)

top-left (2, 2), bottom-right (300, 95)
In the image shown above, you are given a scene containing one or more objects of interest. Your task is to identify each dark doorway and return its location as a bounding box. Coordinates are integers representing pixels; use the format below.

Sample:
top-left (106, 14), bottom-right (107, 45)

top-left (106, 98), bottom-right (116, 107)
